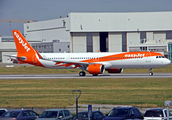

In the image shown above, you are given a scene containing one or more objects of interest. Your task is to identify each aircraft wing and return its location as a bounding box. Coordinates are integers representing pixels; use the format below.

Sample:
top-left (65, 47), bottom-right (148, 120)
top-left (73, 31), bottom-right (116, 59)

top-left (36, 49), bottom-right (100, 68)
top-left (4, 55), bottom-right (26, 61)
top-left (42, 59), bottom-right (90, 68)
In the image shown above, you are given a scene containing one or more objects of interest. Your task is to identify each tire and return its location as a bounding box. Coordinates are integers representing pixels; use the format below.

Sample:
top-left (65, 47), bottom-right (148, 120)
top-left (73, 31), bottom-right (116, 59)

top-left (92, 74), bottom-right (98, 76)
top-left (79, 71), bottom-right (86, 76)
top-left (149, 72), bottom-right (153, 76)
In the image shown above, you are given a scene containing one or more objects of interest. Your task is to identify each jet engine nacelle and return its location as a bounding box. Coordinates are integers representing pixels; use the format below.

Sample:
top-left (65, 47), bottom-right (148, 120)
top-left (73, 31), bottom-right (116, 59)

top-left (106, 68), bottom-right (123, 73)
top-left (87, 64), bottom-right (105, 74)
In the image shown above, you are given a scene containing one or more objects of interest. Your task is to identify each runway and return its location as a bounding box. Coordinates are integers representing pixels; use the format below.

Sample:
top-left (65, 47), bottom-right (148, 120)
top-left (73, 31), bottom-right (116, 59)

top-left (0, 73), bottom-right (172, 79)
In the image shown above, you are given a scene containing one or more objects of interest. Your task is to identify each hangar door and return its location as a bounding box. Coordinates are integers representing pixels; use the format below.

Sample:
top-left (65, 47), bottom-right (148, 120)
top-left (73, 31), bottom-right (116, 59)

top-left (154, 32), bottom-right (166, 41)
top-left (100, 32), bottom-right (108, 52)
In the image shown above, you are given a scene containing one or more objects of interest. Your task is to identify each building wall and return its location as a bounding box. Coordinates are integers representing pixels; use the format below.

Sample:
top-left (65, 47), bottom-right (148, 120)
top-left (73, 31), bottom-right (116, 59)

top-left (31, 42), bottom-right (70, 53)
top-left (2, 52), bottom-right (17, 63)
top-left (0, 36), bottom-right (17, 63)
top-left (24, 17), bottom-right (70, 42)
top-left (53, 42), bottom-right (70, 53)
top-left (31, 42), bottom-right (53, 53)
top-left (0, 36), bottom-right (16, 51)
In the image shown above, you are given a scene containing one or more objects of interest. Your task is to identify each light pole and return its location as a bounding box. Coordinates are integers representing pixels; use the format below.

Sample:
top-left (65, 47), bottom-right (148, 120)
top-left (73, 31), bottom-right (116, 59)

top-left (72, 90), bottom-right (81, 120)
top-left (164, 100), bottom-right (172, 120)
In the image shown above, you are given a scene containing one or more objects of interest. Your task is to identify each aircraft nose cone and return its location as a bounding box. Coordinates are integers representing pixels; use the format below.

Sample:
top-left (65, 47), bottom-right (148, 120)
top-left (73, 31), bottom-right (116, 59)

top-left (165, 59), bottom-right (171, 65)
top-left (161, 59), bottom-right (171, 66)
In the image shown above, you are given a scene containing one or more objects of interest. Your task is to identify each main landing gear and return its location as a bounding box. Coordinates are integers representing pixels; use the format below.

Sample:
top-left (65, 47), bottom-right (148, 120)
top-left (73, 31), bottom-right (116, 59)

top-left (79, 71), bottom-right (99, 76)
top-left (92, 74), bottom-right (98, 76)
top-left (79, 71), bottom-right (86, 76)
top-left (149, 68), bottom-right (153, 76)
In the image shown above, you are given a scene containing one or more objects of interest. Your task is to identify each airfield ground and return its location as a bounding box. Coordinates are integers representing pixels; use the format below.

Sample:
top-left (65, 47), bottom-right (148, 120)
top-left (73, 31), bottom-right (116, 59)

top-left (0, 63), bottom-right (172, 114)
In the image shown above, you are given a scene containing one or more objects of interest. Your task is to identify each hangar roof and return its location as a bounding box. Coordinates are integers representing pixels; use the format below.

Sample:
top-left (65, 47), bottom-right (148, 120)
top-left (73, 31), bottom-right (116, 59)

top-left (69, 11), bottom-right (172, 32)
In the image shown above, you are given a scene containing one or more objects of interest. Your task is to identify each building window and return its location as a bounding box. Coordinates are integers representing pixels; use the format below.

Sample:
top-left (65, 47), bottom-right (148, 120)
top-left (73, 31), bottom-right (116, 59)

top-left (63, 20), bottom-right (66, 27)
top-left (148, 46), bottom-right (167, 52)
top-left (49, 45), bottom-right (53, 48)
top-left (166, 31), bottom-right (172, 39)
top-left (86, 33), bottom-right (93, 52)
top-left (140, 47), bottom-right (147, 51)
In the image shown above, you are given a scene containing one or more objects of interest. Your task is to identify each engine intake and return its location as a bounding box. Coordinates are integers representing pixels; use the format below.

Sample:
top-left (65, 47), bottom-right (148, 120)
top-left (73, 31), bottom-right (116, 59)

top-left (106, 68), bottom-right (123, 73)
top-left (87, 64), bottom-right (105, 74)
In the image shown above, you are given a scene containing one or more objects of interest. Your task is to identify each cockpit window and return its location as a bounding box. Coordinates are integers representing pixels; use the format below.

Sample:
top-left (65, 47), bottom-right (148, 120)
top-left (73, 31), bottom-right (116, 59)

top-left (156, 56), bottom-right (165, 58)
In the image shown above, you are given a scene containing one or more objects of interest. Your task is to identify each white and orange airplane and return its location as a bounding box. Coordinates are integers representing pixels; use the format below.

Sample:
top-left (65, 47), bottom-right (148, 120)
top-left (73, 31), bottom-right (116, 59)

top-left (8, 30), bottom-right (171, 76)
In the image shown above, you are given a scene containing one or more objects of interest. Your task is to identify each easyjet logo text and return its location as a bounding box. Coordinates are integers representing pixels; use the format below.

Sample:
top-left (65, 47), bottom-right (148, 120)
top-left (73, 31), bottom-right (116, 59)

top-left (125, 53), bottom-right (145, 57)
top-left (14, 32), bottom-right (30, 52)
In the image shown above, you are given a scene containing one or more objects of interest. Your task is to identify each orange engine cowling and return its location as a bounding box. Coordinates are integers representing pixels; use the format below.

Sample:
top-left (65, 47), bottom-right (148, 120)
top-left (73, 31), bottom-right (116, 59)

top-left (87, 64), bottom-right (105, 74)
top-left (106, 68), bottom-right (123, 73)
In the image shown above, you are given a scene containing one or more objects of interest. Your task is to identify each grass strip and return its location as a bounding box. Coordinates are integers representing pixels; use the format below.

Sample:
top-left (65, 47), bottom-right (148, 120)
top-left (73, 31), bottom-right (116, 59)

top-left (0, 78), bottom-right (172, 108)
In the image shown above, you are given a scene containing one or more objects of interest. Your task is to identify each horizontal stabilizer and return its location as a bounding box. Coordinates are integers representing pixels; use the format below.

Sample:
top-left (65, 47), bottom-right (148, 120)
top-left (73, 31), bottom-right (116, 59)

top-left (4, 55), bottom-right (26, 61)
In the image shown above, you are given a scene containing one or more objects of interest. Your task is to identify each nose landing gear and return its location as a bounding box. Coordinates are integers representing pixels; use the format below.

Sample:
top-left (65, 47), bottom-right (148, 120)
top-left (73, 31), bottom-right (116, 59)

top-left (149, 68), bottom-right (153, 76)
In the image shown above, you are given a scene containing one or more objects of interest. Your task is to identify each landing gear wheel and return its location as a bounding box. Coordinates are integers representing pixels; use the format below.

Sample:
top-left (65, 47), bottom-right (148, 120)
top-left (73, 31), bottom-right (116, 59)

top-left (149, 72), bottom-right (153, 76)
top-left (149, 68), bottom-right (153, 76)
top-left (79, 71), bottom-right (86, 76)
top-left (92, 74), bottom-right (98, 76)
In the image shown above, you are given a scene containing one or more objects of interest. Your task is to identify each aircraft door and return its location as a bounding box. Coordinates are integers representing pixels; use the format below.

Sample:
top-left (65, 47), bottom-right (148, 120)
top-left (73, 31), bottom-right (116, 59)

top-left (93, 56), bottom-right (99, 62)
top-left (66, 56), bottom-right (71, 61)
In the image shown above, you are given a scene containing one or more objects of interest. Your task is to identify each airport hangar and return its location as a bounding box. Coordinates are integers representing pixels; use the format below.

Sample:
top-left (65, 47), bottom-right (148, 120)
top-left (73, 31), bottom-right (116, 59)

top-left (1, 11), bottom-right (172, 63)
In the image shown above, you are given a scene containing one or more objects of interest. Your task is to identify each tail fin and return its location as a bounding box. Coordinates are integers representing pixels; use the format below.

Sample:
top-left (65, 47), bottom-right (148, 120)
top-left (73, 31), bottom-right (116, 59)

top-left (12, 30), bottom-right (35, 55)
top-left (12, 30), bottom-right (44, 67)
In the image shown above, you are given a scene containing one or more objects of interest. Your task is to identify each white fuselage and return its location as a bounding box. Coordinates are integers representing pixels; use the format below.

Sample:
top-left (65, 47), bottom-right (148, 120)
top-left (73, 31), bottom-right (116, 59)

top-left (38, 52), bottom-right (171, 69)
